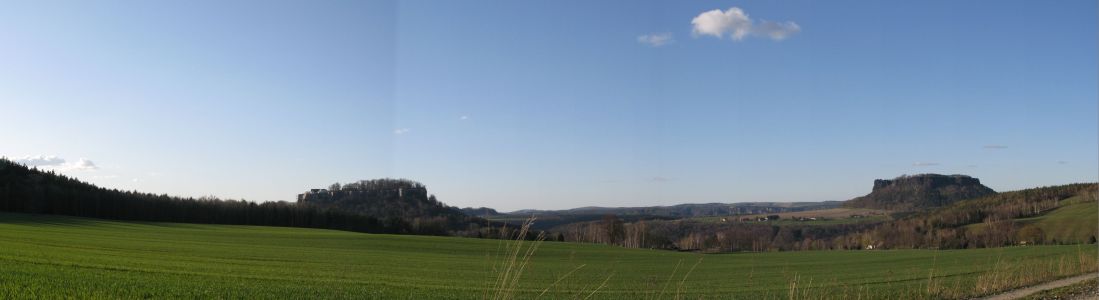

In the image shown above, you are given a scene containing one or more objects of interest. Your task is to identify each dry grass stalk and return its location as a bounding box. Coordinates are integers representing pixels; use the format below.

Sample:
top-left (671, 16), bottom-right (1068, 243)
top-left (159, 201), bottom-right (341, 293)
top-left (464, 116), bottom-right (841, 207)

top-left (487, 217), bottom-right (545, 300)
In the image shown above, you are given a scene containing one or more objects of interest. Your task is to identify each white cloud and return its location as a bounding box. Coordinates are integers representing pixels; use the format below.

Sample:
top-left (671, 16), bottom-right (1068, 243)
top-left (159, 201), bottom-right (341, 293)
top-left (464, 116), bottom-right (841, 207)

top-left (393, 128), bottom-right (411, 135)
top-left (912, 162), bottom-right (940, 167)
top-left (459, 115), bottom-right (469, 121)
top-left (691, 7), bottom-right (800, 41)
top-left (62, 158), bottom-right (98, 171)
top-left (10, 155), bottom-right (98, 171)
top-left (637, 33), bottom-right (673, 47)
top-left (12, 155), bottom-right (66, 166)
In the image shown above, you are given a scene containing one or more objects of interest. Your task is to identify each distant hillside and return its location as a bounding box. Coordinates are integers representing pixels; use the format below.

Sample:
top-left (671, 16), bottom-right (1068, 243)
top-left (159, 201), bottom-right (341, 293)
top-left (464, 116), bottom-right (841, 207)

top-left (460, 207), bottom-right (500, 217)
top-left (852, 183), bottom-right (1096, 249)
top-left (498, 201), bottom-right (843, 231)
top-left (845, 174), bottom-right (995, 210)
top-left (509, 201), bottom-right (843, 218)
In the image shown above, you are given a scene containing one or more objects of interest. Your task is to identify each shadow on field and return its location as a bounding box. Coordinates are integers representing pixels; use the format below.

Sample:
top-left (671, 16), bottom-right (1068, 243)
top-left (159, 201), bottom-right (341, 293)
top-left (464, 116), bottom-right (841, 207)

top-left (0, 212), bottom-right (105, 226)
top-left (0, 212), bottom-right (257, 230)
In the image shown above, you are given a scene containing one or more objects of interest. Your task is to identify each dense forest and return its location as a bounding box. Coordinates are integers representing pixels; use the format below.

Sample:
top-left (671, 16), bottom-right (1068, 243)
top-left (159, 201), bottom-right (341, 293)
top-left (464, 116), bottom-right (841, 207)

top-left (0, 159), bottom-right (494, 236)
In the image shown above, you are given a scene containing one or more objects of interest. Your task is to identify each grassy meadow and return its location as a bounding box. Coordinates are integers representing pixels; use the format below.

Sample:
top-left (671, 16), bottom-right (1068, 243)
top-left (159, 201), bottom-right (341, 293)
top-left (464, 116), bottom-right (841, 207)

top-left (0, 212), bottom-right (1095, 299)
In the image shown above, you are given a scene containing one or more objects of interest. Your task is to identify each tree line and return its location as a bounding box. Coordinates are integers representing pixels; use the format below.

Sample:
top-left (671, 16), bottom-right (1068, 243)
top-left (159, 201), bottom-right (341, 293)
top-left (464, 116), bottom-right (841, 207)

top-left (0, 159), bottom-right (491, 236)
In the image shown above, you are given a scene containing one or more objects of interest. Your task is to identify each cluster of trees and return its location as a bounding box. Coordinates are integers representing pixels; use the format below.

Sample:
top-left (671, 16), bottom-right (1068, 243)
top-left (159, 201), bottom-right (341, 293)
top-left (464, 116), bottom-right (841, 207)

top-left (551, 215), bottom-right (880, 252)
top-left (0, 159), bottom-right (489, 236)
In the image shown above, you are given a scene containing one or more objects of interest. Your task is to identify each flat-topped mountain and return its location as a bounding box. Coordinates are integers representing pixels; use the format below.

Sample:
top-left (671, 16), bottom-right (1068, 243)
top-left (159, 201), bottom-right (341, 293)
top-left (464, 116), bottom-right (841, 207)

top-left (297, 179), bottom-right (466, 220)
top-left (845, 174), bottom-right (995, 210)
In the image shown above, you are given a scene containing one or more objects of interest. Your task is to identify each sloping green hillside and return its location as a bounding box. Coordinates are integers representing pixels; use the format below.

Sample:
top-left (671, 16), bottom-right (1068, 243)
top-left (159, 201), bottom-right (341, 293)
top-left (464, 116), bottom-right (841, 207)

top-left (1016, 196), bottom-right (1098, 243)
top-left (962, 194), bottom-right (1096, 245)
top-left (0, 212), bottom-right (1094, 299)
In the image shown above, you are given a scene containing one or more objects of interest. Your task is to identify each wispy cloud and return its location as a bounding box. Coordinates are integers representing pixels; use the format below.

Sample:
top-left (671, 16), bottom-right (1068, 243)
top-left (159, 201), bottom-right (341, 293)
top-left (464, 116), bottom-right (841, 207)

top-left (637, 33), bottom-right (673, 47)
top-left (983, 145), bottom-right (1008, 149)
top-left (649, 176), bottom-right (673, 182)
top-left (912, 162), bottom-right (940, 167)
top-left (393, 128), bottom-right (411, 135)
top-left (691, 7), bottom-right (800, 41)
top-left (459, 115), bottom-right (469, 121)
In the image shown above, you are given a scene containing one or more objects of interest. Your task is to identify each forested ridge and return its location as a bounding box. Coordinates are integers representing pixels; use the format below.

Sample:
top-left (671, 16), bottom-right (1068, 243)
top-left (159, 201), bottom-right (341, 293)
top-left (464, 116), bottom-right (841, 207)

top-left (0, 158), bottom-right (491, 236)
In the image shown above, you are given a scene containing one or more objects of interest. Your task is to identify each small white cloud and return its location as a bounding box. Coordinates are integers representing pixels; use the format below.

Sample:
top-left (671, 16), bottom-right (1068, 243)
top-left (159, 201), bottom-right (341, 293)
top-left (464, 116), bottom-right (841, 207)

top-left (12, 155), bottom-right (66, 167)
top-left (691, 7), bottom-right (800, 41)
top-left (983, 145), bottom-right (1008, 149)
top-left (393, 128), bottom-right (411, 135)
top-left (459, 115), bottom-right (469, 121)
top-left (61, 158), bottom-right (98, 171)
top-left (637, 33), bottom-right (673, 47)
top-left (131, 178), bottom-right (140, 182)
top-left (912, 162), bottom-right (940, 167)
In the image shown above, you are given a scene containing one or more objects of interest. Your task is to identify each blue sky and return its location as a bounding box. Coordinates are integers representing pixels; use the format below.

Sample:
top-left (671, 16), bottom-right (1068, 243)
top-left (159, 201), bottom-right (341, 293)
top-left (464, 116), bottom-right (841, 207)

top-left (1, 1), bottom-right (1095, 211)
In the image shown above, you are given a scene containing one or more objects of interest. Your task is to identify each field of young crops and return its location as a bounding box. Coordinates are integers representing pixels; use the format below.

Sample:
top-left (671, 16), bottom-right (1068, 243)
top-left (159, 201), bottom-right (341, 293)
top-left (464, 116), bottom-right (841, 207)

top-left (0, 212), bottom-right (1094, 299)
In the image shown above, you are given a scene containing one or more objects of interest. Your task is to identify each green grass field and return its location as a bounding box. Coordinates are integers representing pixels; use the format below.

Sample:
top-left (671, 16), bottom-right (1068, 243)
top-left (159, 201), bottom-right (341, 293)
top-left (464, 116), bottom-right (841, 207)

top-left (0, 213), bottom-right (1094, 299)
